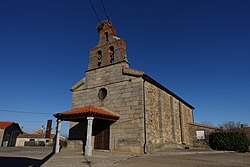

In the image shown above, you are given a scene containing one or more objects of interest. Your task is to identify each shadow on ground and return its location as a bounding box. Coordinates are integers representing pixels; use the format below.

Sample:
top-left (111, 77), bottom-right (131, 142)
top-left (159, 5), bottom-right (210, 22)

top-left (0, 152), bottom-right (54, 167)
top-left (82, 156), bottom-right (92, 167)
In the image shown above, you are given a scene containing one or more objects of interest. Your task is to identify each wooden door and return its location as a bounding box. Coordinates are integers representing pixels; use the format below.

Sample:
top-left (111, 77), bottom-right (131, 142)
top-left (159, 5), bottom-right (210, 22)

top-left (94, 120), bottom-right (110, 150)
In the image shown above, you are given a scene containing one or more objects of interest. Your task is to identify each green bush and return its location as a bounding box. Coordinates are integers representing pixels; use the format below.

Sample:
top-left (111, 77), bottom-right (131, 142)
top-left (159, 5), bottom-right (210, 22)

top-left (209, 131), bottom-right (249, 153)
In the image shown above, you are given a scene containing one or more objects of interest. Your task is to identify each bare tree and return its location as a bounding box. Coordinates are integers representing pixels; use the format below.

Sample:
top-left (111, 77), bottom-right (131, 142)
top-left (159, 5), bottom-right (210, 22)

top-left (219, 121), bottom-right (248, 132)
top-left (201, 121), bottom-right (214, 126)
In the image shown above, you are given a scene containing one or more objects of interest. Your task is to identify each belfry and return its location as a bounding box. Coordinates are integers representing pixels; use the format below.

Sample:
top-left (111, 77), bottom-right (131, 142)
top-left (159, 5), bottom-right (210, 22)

top-left (88, 20), bottom-right (128, 70)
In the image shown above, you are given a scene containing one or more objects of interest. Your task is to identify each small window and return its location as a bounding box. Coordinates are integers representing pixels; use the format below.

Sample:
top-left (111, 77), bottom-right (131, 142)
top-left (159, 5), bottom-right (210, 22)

top-left (109, 46), bottom-right (114, 64)
top-left (29, 139), bottom-right (35, 142)
top-left (98, 88), bottom-right (107, 100)
top-left (196, 130), bottom-right (205, 139)
top-left (97, 50), bottom-right (102, 67)
top-left (105, 32), bottom-right (109, 42)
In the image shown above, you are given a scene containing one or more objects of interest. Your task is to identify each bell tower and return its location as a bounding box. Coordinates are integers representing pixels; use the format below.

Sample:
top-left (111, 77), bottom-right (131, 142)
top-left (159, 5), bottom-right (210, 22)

top-left (87, 21), bottom-right (128, 70)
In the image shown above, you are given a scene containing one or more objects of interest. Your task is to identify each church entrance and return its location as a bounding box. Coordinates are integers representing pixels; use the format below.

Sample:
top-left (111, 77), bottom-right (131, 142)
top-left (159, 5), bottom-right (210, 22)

top-left (53, 105), bottom-right (120, 155)
top-left (93, 119), bottom-right (111, 150)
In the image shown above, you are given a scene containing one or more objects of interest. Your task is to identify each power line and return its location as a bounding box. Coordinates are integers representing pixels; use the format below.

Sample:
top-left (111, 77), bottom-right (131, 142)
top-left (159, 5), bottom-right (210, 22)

top-left (14, 120), bottom-right (51, 122)
top-left (87, 0), bottom-right (125, 64)
top-left (88, 0), bottom-right (101, 23)
top-left (105, 80), bottom-right (130, 107)
top-left (101, 0), bottom-right (109, 20)
top-left (0, 109), bottom-right (54, 115)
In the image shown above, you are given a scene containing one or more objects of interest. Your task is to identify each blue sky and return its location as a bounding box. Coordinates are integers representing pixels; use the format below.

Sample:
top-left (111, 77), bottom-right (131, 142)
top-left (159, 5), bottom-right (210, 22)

top-left (0, 0), bottom-right (250, 136)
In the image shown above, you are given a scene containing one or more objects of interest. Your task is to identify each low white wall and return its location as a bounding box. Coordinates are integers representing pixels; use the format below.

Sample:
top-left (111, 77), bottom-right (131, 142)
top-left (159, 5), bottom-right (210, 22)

top-left (0, 129), bottom-right (4, 146)
top-left (15, 138), bottom-right (27, 147)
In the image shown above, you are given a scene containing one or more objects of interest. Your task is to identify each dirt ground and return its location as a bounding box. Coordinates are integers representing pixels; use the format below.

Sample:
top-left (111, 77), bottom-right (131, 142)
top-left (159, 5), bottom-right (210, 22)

top-left (0, 147), bottom-right (250, 167)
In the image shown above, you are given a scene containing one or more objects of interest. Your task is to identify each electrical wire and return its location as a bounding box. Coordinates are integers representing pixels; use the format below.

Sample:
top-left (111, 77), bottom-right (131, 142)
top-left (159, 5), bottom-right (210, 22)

top-left (101, 0), bottom-right (109, 20)
top-left (88, 0), bottom-right (101, 23)
top-left (89, 0), bottom-right (125, 64)
top-left (87, 0), bottom-right (125, 63)
top-left (14, 120), bottom-right (49, 122)
top-left (0, 109), bottom-right (54, 115)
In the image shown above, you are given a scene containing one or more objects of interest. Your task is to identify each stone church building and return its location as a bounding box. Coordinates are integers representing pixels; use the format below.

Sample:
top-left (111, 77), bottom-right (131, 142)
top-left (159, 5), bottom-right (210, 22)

top-left (54, 21), bottom-right (195, 155)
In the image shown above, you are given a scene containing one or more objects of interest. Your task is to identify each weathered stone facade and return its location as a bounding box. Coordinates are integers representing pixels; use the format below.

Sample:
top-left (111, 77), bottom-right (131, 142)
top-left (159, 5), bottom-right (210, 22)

top-left (144, 82), bottom-right (194, 152)
top-left (188, 123), bottom-right (221, 148)
top-left (69, 62), bottom-right (145, 153)
top-left (67, 21), bottom-right (195, 154)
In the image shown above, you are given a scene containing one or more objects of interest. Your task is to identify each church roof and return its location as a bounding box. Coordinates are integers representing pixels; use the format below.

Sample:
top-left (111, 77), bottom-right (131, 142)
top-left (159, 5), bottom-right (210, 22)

top-left (54, 105), bottom-right (119, 122)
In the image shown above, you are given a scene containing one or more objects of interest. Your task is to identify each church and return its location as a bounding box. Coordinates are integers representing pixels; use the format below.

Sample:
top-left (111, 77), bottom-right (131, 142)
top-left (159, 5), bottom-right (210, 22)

top-left (54, 20), bottom-right (195, 155)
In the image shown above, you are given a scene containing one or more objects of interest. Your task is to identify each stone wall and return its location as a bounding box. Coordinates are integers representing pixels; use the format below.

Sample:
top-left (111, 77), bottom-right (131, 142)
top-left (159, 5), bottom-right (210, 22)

top-left (162, 92), bottom-right (173, 142)
top-left (69, 122), bottom-right (87, 140)
top-left (173, 97), bottom-right (182, 144)
top-left (70, 62), bottom-right (145, 154)
top-left (145, 82), bottom-right (161, 144)
top-left (69, 62), bottom-right (194, 154)
top-left (145, 81), bottom-right (194, 152)
top-left (183, 106), bottom-right (194, 145)
top-left (188, 123), bottom-right (220, 148)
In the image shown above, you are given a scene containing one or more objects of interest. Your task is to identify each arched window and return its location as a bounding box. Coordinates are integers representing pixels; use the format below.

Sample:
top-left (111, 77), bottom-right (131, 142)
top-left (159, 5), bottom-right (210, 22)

top-left (97, 50), bottom-right (102, 67)
top-left (109, 46), bottom-right (114, 64)
top-left (105, 32), bottom-right (109, 43)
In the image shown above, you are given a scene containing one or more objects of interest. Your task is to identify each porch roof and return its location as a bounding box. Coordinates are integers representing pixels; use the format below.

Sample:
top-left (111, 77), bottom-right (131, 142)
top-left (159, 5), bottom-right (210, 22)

top-left (53, 105), bottom-right (119, 122)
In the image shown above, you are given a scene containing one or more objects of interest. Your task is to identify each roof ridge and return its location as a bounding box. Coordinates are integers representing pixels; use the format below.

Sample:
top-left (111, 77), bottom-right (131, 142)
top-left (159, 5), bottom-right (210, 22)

top-left (0, 121), bottom-right (15, 129)
top-left (54, 105), bottom-right (119, 121)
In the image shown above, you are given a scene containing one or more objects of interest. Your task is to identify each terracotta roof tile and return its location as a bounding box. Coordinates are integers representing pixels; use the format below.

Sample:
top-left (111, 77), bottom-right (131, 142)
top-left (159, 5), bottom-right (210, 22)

top-left (54, 105), bottom-right (119, 121)
top-left (188, 123), bottom-right (221, 130)
top-left (0, 121), bottom-right (14, 129)
top-left (18, 132), bottom-right (43, 138)
top-left (32, 128), bottom-right (43, 135)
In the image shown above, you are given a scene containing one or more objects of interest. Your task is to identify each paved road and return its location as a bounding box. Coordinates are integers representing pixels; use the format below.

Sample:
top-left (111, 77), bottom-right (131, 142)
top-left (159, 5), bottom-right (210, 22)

top-left (0, 147), bottom-right (53, 167)
top-left (116, 152), bottom-right (250, 167)
top-left (42, 150), bottom-right (133, 167)
top-left (43, 149), bottom-right (250, 167)
top-left (0, 147), bottom-right (250, 167)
